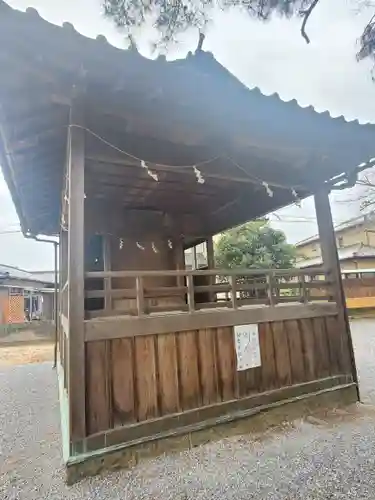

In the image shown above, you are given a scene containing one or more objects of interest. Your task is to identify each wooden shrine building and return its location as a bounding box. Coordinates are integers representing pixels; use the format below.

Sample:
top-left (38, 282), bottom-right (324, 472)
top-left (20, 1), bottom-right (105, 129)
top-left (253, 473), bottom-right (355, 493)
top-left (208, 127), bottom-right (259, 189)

top-left (1, 1), bottom-right (374, 483)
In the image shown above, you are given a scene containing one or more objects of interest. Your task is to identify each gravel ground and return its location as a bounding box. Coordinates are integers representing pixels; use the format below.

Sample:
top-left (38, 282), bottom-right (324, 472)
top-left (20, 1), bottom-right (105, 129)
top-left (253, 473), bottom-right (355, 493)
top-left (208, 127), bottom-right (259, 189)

top-left (1, 319), bottom-right (375, 500)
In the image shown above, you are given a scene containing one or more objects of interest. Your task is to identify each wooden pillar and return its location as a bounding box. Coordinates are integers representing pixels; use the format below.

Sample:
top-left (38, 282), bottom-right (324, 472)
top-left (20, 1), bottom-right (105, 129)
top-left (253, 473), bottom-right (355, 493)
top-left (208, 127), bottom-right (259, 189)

top-left (174, 237), bottom-right (185, 288)
top-left (206, 236), bottom-right (215, 302)
top-left (67, 98), bottom-right (86, 441)
top-left (206, 236), bottom-right (214, 269)
top-left (103, 235), bottom-right (112, 313)
top-left (314, 188), bottom-right (359, 398)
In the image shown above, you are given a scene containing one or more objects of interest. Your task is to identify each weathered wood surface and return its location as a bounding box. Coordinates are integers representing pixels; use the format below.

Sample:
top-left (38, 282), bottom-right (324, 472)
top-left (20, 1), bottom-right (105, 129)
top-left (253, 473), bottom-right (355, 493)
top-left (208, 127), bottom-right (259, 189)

top-left (84, 302), bottom-right (338, 341)
top-left (343, 277), bottom-right (375, 297)
top-left (84, 266), bottom-right (331, 319)
top-left (85, 314), bottom-right (355, 437)
top-left (67, 100), bottom-right (86, 440)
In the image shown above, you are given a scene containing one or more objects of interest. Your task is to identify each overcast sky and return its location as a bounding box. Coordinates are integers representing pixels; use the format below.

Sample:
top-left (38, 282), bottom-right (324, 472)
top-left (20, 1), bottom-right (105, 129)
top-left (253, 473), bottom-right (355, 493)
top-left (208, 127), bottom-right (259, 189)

top-left (1, 0), bottom-right (375, 269)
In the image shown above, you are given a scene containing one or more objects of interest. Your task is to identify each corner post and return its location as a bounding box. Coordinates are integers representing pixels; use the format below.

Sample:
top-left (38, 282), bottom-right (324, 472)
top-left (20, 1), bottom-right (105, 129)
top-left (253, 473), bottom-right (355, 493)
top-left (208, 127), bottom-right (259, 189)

top-left (67, 95), bottom-right (86, 442)
top-left (314, 188), bottom-right (359, 399)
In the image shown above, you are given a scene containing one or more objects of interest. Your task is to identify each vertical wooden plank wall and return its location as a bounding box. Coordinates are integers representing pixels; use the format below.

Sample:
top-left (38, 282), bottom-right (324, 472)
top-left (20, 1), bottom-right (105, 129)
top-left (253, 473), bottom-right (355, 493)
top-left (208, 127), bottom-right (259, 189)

top-left (85, 315), bottom-right (354, 436)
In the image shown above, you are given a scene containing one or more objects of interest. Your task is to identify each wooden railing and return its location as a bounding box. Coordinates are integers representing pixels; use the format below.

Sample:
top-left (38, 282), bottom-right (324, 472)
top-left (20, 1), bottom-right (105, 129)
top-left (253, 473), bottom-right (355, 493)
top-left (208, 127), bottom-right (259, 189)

top-left (84, 267), bottom-right (332, 319)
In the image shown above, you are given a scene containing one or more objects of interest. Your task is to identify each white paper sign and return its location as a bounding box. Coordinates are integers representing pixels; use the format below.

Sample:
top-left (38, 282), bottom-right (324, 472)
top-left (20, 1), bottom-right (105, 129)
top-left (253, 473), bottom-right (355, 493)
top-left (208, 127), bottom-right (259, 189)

top-left (234, 324), bottom-right (261, 371)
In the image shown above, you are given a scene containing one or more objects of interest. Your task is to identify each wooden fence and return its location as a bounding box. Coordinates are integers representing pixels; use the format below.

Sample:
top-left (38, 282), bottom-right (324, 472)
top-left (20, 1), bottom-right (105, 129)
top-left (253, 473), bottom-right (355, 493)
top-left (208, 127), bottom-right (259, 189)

top-left (84, 267), bottom-right (332, 319)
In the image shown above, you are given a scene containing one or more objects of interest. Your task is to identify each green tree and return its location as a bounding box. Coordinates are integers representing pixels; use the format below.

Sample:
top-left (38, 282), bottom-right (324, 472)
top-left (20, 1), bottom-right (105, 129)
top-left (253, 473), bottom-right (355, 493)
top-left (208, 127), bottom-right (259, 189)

top-left (215, 219), bottom-right (296, 270)
top-left (103, 0), bottom-right (375, 62)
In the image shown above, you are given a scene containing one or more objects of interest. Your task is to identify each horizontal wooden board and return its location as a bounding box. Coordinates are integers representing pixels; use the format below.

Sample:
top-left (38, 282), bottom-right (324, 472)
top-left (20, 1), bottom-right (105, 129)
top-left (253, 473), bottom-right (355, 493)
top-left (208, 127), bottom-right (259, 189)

top-left (85, 303), bottom-right (338, 342)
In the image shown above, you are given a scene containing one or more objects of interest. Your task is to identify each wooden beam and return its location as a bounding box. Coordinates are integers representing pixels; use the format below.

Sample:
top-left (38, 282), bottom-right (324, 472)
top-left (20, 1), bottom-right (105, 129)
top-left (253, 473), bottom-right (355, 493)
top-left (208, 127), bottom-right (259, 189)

top-left (85, 267), bottom-right (325, 279)
top-left (67, 96), bottom-right (87, 441)
top-left (314, 188), bottom-right (360, 399)
top-left (86, 155), bottom-right (269, 187)
top-left (84, 302), bottom-right (338, 342)
top-left (85, 162), bottom-right (228, 190)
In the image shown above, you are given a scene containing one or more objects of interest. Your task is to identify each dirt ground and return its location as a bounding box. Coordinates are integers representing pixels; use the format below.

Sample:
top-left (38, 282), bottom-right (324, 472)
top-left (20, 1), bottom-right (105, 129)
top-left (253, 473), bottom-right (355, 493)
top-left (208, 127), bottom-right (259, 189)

top-left (0, 342), bottom-right (54, 366)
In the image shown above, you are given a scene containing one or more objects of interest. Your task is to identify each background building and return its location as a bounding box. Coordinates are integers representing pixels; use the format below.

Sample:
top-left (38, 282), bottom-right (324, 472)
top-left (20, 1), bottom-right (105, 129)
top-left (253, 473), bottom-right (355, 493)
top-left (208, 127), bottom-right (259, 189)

top-left (296, 213), bottom-right (375, 270)
top-left (0, 265), bottom-right (55, 326)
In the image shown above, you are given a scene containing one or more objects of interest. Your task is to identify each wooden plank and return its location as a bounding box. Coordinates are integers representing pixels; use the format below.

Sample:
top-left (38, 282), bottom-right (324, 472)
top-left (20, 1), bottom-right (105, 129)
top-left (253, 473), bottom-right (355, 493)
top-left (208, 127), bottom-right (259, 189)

top-left (197, 328), bottom-right (219, 405)
top-left (85, 303), bottom-right (339, 342)
top-left (216, 326), bottom-right (237, 401)
top-left (284, 320), bottom-right (306, 384)
top-left (85, 286), bottom-right (188, 299)
top-left (111, 338), bottom-right (135, 425)
top-left (312, 317), bottom-right (331, 379)
top-left (67, 99), bottom-right (86, 440)
top-left (259, 322), bottom-right (278, 391)
top-left (177, 330), bottom-right (201, 410)
top-left (238, 366), bottom-right (259, 397)
top-left (299, 318), bottom-right (316, 381)
top-left (134, 335), bottom-right (158, 421)
top-left (324, 316), bottom-right (341, 376)
top-left (92, 375), bottom-right (352, 451)
top-left (272, 321), bottom-right (292, 387)
top-left (156, 333), bottom-right (180, 415)
top-left (331, 315), bottom-right (353, 375)
top-left (86, 267), bottom-right (326, 279)
top-left (86, 341), bottom-right (111, 435)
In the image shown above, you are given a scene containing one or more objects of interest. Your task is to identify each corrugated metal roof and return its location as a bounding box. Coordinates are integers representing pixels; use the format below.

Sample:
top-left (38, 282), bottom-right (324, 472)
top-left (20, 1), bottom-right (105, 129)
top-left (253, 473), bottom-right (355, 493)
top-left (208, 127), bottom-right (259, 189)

top-left (0, 264), bottom-right (33, 280)
top-left (296, 243), bottom-right (375, 268)
top-left (0, 264), bottom-right (54, 284)
top-left (29, 271), bottom-right (55, 284)
top-left (0, 1), bottom-right (371, 127)
top-left (1, 1), bottom-right (375, 237)
top-left (296, 212), bottom-right (375, 247)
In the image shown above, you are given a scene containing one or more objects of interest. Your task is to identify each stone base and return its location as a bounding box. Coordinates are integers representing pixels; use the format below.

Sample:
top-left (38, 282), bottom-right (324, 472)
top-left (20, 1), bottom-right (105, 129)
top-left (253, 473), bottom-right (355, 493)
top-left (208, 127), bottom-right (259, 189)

top-left (65, 383), bottom-right (357, 485)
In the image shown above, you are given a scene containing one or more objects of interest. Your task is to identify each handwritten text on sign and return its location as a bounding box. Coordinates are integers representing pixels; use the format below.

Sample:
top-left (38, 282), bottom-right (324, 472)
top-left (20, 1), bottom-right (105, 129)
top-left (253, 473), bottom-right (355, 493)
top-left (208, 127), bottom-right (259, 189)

top-left (234, 324), bottom-right (261, 371)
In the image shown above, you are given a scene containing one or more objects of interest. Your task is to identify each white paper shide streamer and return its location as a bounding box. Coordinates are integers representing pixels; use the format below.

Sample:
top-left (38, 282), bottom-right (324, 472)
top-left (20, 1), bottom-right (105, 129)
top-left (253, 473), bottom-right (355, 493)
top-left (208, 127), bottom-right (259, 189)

top-left (141, 160), bottom-right (159, 182)
top-left (193, 165), bottom-right (205, 184)
top-left (262, 181), bottom-right (273, 198)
